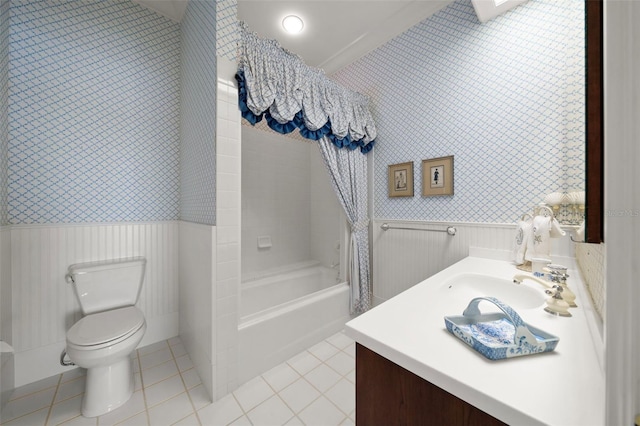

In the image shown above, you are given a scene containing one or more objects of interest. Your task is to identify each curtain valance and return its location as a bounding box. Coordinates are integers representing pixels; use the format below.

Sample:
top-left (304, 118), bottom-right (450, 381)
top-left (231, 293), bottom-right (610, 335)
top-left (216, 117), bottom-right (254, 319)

top-left (236, 23), bottom-right (376, 154)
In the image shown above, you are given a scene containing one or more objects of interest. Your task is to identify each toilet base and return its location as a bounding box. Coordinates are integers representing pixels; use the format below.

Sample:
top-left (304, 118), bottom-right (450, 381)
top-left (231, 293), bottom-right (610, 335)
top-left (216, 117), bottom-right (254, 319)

top-left (81, 356), bottom-right (134, 417)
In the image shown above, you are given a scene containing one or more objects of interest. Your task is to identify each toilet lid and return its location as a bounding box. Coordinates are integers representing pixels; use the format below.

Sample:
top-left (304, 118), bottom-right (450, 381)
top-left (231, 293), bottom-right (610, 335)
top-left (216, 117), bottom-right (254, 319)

top-left (67, 306), bottom-right (145, 347)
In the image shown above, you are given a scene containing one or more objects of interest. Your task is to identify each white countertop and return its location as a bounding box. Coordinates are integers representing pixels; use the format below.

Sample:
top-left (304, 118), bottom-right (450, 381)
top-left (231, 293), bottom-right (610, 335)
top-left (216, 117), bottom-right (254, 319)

top-left (345, 254), bottom-right (605, 426)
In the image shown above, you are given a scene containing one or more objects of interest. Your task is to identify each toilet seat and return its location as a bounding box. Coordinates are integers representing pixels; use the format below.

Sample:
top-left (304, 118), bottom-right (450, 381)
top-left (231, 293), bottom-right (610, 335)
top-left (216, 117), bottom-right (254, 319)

top-left (67, 306), bottom-right (145, 349)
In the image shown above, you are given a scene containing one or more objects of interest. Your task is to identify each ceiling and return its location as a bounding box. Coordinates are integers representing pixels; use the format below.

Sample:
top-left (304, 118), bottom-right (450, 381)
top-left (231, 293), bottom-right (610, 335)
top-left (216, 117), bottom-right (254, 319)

top-left (132, 0), bottom-right (456, 75)
top-left (237, 1), bottom-right (453, 74)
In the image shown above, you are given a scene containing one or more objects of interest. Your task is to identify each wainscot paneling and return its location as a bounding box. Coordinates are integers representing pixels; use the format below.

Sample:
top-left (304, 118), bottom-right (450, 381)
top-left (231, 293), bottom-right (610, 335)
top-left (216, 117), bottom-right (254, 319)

top-left (11, 221), bottom-right (179, 386)
top-left (372, 219), bottom-right (574, 303)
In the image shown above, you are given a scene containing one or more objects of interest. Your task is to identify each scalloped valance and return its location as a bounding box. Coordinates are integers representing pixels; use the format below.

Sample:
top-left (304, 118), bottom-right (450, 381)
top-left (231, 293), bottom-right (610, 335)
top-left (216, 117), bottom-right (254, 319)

top-left (236, 23), bottom-right (376, 154)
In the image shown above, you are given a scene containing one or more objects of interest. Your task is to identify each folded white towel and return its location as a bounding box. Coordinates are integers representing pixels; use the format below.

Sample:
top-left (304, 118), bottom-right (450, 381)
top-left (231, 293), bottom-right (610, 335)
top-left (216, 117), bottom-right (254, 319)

top-left (514, 215), bottom-right (532, 265)
top-left (550, 217), bottom-right (566, 238)
top-left (525, 215), bottom-right (552, 261)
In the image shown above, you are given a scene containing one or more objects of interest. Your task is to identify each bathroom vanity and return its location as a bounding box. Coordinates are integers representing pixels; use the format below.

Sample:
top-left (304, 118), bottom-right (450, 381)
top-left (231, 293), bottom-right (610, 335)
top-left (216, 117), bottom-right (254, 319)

top-left (345, 252), bottom-right (604, 425)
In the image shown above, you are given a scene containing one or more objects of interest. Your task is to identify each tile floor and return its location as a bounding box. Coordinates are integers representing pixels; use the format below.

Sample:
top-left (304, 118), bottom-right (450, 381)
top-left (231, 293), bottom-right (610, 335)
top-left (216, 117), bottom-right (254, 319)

top-left (1, 331), bottom-right (356, 426)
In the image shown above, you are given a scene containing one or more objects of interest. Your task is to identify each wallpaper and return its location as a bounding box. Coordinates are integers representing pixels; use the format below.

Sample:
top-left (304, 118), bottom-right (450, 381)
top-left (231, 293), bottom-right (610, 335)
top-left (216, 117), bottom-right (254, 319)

top-left (8, 0), bottom-right (181, 224)
top-left (333, 0), bottom-right (585, 223)
top-left (0, 0), bottom-right (8, 226)
top-left (216, 0), bottom-right (238, 62)
top-left (179, 0), bottom-right (217, 225)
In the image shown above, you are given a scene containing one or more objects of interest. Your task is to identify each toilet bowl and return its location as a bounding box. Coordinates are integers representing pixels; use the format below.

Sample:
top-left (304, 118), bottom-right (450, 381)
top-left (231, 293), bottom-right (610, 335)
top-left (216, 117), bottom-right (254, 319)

top-left (65, 258), bottom-right (147, 418)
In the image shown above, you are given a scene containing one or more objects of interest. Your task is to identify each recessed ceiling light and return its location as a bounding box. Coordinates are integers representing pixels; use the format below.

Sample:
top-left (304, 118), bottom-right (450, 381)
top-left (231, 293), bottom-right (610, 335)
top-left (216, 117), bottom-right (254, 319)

top-left (282, 15), bottom-right (304, 34)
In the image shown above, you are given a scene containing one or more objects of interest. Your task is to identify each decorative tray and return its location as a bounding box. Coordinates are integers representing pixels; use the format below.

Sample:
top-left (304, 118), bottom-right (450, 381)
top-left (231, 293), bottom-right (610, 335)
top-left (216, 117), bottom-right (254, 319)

top-left (444, 296), bottom-right (559, 360)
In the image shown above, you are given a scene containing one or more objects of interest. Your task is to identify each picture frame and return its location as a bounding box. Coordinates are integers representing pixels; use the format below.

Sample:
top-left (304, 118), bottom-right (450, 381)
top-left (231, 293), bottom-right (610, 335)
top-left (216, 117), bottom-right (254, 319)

top-left (388, 162), bottom-right (414, 197)
top-left (422, 156), bottom-right (454, 197)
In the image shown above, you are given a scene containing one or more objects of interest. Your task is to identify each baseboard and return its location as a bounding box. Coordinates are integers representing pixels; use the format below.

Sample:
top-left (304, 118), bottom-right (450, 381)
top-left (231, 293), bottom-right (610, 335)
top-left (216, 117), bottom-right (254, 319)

top-left (14, 311), bottom-right (178, 387)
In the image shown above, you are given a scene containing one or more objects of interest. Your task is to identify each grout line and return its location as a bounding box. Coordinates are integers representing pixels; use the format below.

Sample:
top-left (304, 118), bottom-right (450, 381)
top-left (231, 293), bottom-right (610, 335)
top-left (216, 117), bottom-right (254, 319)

top-left (43, 373), bottom-right (63, 426)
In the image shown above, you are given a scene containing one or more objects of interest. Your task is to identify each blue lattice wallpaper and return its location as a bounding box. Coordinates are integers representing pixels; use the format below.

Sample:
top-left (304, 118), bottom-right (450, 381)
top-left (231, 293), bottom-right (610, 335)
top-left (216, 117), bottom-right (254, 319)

top-left (217, 0), bottom-right (238, 62)
top-left (0, 0), bottom-right (8, 227)
top-left (333, 0), bottom-right (585, 223)
top-left (8, 0), bottom-right (180, 224)
top-left (179, 0), bottom-right (217, 225)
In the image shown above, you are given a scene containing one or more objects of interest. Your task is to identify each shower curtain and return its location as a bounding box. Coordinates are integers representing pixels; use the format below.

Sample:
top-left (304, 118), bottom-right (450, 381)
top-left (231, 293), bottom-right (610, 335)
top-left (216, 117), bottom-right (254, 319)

top-left (236, 23), bottom-right (377, 314)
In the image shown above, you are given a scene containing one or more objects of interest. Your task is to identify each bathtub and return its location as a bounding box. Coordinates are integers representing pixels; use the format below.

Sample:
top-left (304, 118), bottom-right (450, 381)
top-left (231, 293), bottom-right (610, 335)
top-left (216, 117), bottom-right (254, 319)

top-left (238, 262), bottom-right (351, 385)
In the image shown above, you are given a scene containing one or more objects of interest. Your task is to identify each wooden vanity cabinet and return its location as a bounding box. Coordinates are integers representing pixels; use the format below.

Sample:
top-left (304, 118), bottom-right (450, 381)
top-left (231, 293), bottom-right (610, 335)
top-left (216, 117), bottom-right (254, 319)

top-left (355, 344), bottom-right (506, 426)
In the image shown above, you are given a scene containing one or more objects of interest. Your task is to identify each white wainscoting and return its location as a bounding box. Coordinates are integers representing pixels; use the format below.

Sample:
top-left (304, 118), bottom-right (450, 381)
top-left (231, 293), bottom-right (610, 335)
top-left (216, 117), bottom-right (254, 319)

top-left (372, 219), bottom-right (574, 303)
top-left (10, 221), bottom-right (179, 387)
top-left (0, 225), bottom-right (13, 407)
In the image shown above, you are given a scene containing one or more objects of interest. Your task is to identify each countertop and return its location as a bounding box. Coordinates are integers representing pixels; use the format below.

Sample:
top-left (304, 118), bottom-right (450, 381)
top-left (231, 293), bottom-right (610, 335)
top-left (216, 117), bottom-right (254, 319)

top-left (345, 253), bottom-right (605, 426)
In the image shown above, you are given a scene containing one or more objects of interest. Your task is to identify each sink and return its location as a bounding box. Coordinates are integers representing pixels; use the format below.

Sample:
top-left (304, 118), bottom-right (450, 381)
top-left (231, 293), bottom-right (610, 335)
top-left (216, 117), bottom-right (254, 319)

top-left (438, 273), bottom-right (546, 310)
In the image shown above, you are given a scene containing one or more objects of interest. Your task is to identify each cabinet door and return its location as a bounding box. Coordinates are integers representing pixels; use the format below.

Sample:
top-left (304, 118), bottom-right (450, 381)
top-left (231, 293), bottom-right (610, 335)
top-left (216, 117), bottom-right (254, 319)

top-left (355, 344), bottom-right (506, 426)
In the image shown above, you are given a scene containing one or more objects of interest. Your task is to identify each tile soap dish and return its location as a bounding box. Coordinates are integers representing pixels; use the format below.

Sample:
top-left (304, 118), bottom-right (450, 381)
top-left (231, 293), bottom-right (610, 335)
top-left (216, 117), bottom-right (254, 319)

top-left (444, 296), bottom-right (559, 360)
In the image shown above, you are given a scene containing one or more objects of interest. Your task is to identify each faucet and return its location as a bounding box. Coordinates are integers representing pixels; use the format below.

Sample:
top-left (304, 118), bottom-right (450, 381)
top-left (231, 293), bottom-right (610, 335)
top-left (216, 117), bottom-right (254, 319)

top-left (513, 274), bottom-right (552, 289)
top-left (513, 274), bottom-right (572, 317)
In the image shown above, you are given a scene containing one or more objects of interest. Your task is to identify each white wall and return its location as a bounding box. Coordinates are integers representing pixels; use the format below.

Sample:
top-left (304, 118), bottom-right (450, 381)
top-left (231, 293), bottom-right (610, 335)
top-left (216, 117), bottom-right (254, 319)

top-left (241, 126), bottom-right (312, 277)
top-left (178, 221), bottom-right (215, 398)
top-left (9, 221), bottom-right (179, 387)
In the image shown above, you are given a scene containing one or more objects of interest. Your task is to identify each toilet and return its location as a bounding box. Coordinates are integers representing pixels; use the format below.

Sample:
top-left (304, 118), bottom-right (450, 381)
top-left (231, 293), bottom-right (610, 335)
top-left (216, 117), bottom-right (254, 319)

top-left (65, 257), bottom-right (147, 418)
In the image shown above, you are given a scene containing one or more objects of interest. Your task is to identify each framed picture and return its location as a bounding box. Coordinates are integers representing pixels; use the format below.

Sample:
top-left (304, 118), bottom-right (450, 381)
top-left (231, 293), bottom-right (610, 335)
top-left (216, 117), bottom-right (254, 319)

top-left (388, 162), bottom-right (414, 197)
top-left (422, 156), bottom-right (454, 197)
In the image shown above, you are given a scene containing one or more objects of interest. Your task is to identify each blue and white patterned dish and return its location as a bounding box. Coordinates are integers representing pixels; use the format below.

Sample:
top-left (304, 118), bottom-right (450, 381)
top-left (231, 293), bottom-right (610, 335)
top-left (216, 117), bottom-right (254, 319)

top-left (444, 297), bottom-right (559, 360)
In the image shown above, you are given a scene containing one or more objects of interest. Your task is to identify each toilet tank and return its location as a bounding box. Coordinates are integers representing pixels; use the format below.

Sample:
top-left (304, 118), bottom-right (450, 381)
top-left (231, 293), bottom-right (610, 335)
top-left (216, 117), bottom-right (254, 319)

top-left (67, 257), bottom-right (146, 315)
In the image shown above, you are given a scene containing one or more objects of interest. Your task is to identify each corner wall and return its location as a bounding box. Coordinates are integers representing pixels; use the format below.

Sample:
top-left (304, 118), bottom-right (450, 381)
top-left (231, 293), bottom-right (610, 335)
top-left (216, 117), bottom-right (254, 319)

top-left (0, 0), bottom-right (11, 406)
top-left (7, 0), bottom-right (182, 387)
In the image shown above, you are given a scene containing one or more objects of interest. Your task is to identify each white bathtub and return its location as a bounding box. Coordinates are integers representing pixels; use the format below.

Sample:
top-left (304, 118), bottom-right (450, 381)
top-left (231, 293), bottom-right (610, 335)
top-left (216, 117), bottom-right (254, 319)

top-left (238, 263), bottom-right (351, 385)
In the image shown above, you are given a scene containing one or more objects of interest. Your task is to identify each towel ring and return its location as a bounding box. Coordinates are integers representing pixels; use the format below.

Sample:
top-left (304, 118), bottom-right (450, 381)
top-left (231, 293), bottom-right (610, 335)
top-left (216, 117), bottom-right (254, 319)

top-left (520, 213), bottom-right (533, 221)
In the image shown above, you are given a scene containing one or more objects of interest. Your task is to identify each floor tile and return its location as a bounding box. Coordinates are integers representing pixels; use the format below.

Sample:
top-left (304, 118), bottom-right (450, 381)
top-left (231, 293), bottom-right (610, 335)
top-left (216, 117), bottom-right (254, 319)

top-left (307, 341), bottom-right (339, 361)
top-left (137, 340), bottom-right (169, 357)
top-left (47, 394), bottom-right (83, 426)
top-left (246, 395), bottom-right (294, 426)
top-left (8, 375), bottom-right (59, 401)
top-left (174, 413), bottom-right (200, 425)
top-left (141, 359), bottom-right (179, 387)
top-left (286, 351), bottom-right (321, 376)
top-left (168, 336), bottom-right (182, 347)
top-left (232, 376), bottom-right (274, 412)
top-left (140, 347), bottom-right (174, 371)
top-left (181, 368), bottom-right (202, 390)
top-left (278, 378), bottom-right (320, 414)
top-left (324, 378), bottom-right (355, 415)
top-left (283, 416), bottom-right (305, 426)
top-left (261, 363), bottom-right (299, 392)
top-left (147, 392), bottom-right (194, 426)
top-left (326, 332), bottom-right (353, 350)
top-left (175, 354), bottom-right (195, 372)
top-left (145, 375), bottom-right (187, 408)
top-left (97, 390), bottom-right (145, 426)
top-left (228, 415), bottom-right (251, 425)
top-left (197, 393), bottom-right (243, 426)
top-left (297, 396), bottom-right (347, 426)
top-left (342, 343), bottom-right (356, 358)
top-left (339, 417), bottom-right (355, 426)
top-left (117, 411), bottom-right (148, 426)
top-left (345, 369), bottom-right (355, 384)
top-left (1, 387), bottom-right (56, 423)
top-left (60, 369), bottom-right (86, 385)
top-left (170, 342), bottom-right (187, 358)
top-left (2, 407), bottom-right (49, 426)
top-left (303, 364), bottom-right (342, 393)
top-left (187, 384), bottom-right (211, 411)
top-left (58, 414), bottom-right (97, 425)
top-left (54, 377), bottom-right (85, 403)
top-left (325, 351), bottom-right (355, 376)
